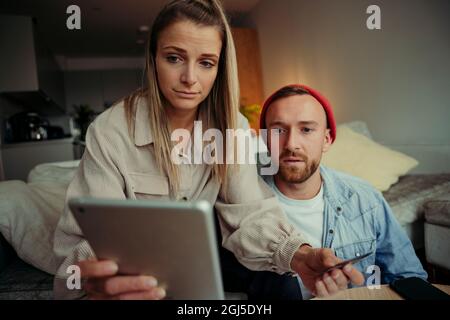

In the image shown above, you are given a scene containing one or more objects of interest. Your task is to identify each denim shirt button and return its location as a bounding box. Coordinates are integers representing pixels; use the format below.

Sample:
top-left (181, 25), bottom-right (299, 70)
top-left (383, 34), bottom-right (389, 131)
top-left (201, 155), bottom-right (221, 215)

top-left (337, 207), bottom-right (342, 212)
top-left (329, 229), bottom-right (334, 234)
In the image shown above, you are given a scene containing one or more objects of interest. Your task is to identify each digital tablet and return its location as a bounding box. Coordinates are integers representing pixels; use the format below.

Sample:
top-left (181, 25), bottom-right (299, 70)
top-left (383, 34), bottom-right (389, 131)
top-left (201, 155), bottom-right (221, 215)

top-left (69, 197), bottom-right (224, 300)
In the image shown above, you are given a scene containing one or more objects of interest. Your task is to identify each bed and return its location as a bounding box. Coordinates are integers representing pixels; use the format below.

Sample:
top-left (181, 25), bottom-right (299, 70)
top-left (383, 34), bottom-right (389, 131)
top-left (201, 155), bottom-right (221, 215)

top-left (383, 173), bottom-right (450, 248)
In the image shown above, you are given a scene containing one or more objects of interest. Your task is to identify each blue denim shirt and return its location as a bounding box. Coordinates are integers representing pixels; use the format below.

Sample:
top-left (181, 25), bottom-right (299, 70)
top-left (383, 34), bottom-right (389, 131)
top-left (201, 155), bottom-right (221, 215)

top-left (265, 166), bottom-right (428, 285)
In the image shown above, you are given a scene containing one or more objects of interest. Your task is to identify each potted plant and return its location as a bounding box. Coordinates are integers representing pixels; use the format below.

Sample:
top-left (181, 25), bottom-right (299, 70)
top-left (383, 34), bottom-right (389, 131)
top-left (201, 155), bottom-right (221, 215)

top-left (72, 104), bottom-right (96, 142)
top-left (239, 103), bottom-right (262, 132)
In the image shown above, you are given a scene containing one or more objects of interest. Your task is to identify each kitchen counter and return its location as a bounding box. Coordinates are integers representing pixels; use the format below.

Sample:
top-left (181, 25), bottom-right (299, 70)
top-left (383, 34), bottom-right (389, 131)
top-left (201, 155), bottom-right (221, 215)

top-left (1, 137), bottom-right (76, 181)
top-left (1, 137), bottom-right (74, 149)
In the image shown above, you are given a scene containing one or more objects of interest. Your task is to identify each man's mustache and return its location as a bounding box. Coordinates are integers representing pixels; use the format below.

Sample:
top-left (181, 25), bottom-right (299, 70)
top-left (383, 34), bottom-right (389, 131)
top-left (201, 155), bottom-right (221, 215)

top-left (279, 150), bottom-right (308, 161)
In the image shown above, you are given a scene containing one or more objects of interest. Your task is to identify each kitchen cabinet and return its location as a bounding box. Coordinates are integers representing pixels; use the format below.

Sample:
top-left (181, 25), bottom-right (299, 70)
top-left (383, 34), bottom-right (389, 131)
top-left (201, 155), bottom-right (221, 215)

top-left (33, 28), bottom-right (66, 109)
top-left (0, 15), bottom-right (65, 115)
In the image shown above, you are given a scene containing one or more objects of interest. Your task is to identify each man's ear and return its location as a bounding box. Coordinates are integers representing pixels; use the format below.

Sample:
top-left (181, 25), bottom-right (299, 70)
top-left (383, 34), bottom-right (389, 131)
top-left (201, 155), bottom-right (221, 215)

top-left (322, 129), bottom-right (332, 153)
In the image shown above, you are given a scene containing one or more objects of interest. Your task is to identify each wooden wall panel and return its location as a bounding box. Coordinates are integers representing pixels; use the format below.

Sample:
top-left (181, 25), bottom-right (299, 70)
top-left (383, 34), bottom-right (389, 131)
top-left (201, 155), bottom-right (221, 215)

top-left (231, 28), bottom-right (264, 107)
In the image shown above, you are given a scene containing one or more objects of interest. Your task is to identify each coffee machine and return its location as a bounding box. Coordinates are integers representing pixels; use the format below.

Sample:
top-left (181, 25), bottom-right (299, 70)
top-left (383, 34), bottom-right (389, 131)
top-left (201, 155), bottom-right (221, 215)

top-left (6, 112), bottom-right (50, 142)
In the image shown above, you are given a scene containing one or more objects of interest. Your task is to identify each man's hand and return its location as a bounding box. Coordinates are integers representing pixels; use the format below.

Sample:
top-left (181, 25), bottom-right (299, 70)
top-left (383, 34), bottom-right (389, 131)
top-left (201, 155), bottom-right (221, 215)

top-left (78, 259), bottom-right (166, 300)
top-left (290, 245), bottom-right (365, 297)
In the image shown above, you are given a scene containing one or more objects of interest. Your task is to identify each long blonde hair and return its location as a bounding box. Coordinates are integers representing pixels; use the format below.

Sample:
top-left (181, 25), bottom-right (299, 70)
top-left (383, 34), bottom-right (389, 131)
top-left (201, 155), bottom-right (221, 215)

top-left (124, 0), bottom-right (239, 194)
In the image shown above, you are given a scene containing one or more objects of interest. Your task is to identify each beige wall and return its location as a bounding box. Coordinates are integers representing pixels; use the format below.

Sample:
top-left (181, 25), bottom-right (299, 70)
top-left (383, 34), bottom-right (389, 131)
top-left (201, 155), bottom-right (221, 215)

top-left (251, 0), bottom-right (450, 173)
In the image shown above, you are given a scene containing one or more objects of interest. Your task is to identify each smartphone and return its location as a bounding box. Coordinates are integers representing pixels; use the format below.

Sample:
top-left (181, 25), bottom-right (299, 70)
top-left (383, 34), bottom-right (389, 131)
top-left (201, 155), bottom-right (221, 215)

top-left (323, 251), bottom-right (373, 274)
top-left (390, 277), bottom-right (450, 300)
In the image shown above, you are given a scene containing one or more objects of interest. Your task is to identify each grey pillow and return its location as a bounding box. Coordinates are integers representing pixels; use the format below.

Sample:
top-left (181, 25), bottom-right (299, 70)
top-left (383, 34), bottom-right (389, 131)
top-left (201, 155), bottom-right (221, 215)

top-left (424, 195), bottom-right (450, 227)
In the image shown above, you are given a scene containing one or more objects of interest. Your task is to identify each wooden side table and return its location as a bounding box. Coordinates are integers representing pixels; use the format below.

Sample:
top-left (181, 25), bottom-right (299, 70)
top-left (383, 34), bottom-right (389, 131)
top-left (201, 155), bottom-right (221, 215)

top-left (313, 284), bottom-right (450, 300)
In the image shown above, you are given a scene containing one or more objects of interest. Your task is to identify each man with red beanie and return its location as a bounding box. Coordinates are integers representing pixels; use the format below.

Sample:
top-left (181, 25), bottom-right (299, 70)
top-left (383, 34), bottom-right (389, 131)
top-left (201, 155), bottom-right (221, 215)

top-left (258, 84), bottom-right (427, 299)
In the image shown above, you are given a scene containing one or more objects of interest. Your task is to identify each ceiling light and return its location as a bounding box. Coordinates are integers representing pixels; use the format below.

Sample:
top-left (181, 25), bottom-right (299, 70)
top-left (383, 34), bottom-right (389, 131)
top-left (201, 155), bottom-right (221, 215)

top-left (138, 25), bottom-right (150, 33)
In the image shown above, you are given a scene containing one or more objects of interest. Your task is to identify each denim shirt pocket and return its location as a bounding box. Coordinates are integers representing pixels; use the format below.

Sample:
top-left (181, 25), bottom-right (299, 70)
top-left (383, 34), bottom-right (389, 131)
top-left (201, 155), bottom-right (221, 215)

top-left (333, 238), bottom-right (376, 274)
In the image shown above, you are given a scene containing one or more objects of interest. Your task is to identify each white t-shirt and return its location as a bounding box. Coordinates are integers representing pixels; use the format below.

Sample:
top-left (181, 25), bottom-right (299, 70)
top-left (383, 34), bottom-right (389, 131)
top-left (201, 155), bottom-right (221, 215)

top-left (269, 178), bottom-right (325, 299)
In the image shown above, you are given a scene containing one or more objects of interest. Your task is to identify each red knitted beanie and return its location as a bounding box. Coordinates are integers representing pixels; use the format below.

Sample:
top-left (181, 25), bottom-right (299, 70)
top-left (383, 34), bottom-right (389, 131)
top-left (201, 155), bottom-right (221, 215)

top-left (259, 84), bottom-right (336, 143)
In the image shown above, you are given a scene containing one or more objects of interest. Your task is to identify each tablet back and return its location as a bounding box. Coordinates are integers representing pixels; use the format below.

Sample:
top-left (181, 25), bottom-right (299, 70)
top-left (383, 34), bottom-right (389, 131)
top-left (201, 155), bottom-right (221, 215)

top-left (69, 197), bottom-right (224, 300)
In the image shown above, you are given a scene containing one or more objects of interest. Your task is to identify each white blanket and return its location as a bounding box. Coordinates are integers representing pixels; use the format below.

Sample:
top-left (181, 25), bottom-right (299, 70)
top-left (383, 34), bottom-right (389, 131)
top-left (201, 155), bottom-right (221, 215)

top-left (0, 161), bottom-right (79, 275)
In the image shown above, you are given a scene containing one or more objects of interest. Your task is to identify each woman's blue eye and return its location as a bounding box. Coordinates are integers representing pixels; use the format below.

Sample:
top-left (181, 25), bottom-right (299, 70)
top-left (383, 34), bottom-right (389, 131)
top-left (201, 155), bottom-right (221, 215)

top-left (200, 61), bottom-right (215, 68)
top-left (166, 55), bottom-right (181, 63)
top-left (302, 127), bottom-right (313, 134)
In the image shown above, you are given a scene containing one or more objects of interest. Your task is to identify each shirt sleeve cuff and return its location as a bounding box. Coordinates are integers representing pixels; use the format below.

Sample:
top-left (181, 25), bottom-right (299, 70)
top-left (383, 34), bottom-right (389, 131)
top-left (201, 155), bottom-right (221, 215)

top-left (273, 234), bottom-right (309, 273)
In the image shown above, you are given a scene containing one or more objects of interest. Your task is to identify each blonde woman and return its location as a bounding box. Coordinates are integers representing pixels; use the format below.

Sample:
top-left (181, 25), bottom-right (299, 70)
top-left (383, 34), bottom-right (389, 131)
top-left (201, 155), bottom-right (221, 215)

top-left (53, 0), bottom-right (363, 300)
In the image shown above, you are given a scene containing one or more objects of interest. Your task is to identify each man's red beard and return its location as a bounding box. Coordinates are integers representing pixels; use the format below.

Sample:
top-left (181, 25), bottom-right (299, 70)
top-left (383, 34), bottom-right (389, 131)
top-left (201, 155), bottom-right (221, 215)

top-left (277, 150), bottom-right (320, 183)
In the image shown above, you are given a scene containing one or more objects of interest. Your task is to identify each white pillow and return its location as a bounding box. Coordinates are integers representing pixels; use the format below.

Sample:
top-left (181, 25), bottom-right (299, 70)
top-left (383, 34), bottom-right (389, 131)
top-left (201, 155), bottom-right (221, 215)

top-left (0, 180), bottom-right (66, 274)
top-left (322, 125), bottom-right (418, 191)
